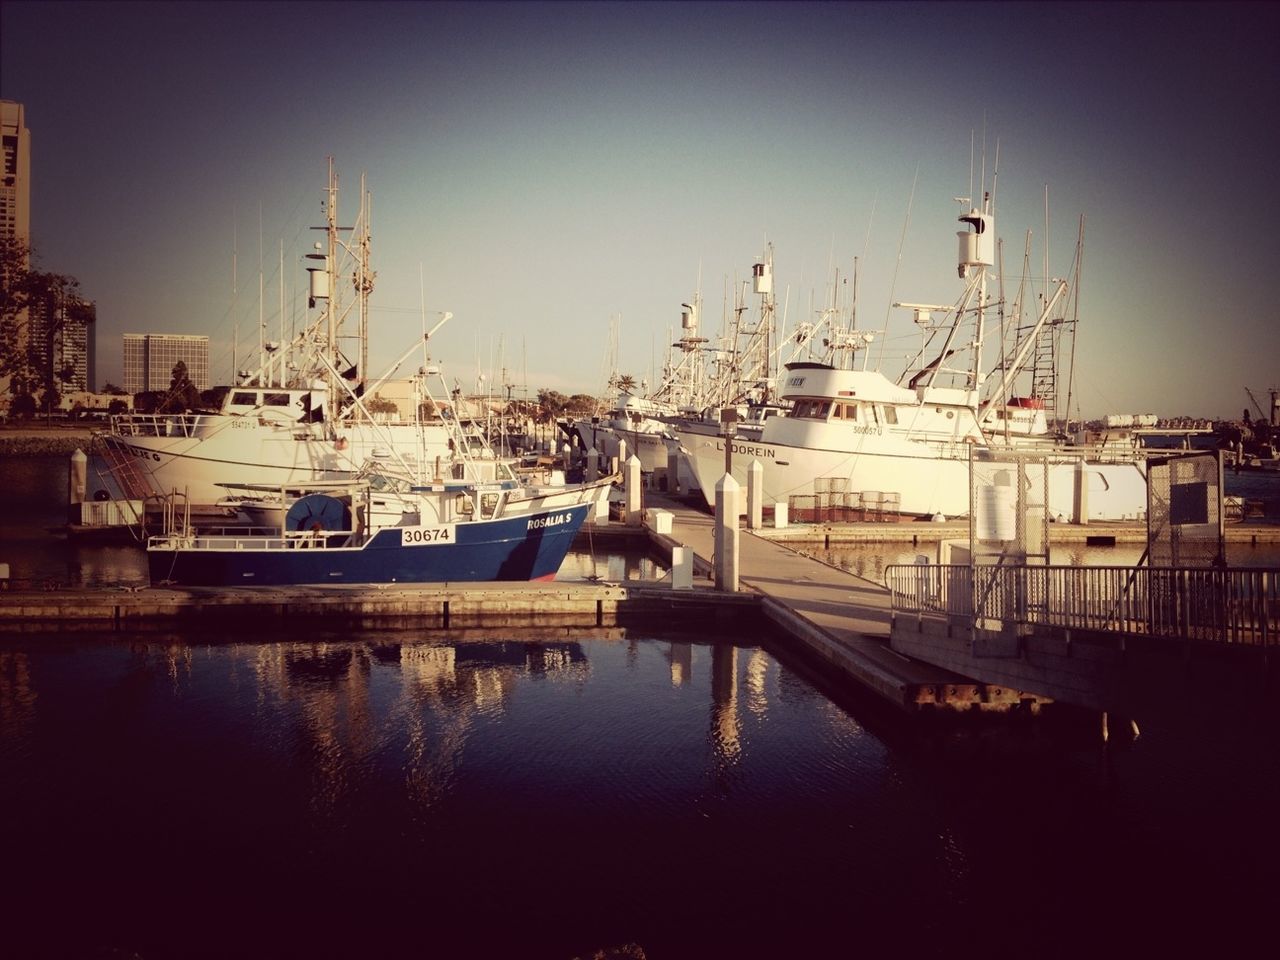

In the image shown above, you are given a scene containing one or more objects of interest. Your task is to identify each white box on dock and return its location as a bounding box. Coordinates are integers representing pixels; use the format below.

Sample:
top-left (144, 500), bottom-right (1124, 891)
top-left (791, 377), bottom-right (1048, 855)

top-left (650, 509), bottom-right (673, 535)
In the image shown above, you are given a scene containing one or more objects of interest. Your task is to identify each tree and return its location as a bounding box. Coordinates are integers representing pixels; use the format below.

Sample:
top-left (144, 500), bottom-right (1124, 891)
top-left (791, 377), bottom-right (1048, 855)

top-left (0, 235), bottom-right (84, 407)
top-left (536, 389), bottom-right (568, 419)
top-left (564, 394), bottom-right (597, 418)
top-left (102, 382), bottom-right (127, 395)
top-left (134, 391), bottom-right (164, 414)
top-left (39, 383), bottom-right (61, 417)
top-left (158, 360), bottom-right (201, 413)
top-left (365, 395), bottom-right (399, 415)
top-left (107, 398), bottom-right (129, 416)
top-left (8, 392), bottom-right (36, 419)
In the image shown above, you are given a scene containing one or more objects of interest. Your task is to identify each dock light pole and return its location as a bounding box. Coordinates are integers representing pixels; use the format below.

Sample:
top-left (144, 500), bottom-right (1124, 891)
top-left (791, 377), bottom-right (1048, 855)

top-left (720, 406), bottom-right (738, 477)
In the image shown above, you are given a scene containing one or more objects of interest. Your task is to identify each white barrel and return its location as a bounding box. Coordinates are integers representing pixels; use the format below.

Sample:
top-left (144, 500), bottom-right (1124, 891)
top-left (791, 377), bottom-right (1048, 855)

top-left (308, 266), bottom-right (330, 301)
top-left (977, 480), bottom-right (1016, 541)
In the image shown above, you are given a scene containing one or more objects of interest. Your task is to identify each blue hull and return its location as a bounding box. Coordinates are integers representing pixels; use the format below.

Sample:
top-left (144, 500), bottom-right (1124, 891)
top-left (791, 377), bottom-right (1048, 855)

top-left (148, 503), bottom-right (591, 587)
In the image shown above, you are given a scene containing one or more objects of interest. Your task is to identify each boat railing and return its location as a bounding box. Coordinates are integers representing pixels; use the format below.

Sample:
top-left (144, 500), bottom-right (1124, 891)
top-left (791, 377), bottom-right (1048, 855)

top-left (148, 529), bottom-right (356, 551)
top-left (109, 413), bottom-right (205, 439)
top-left (886, 563), bottom-right (1279, 647)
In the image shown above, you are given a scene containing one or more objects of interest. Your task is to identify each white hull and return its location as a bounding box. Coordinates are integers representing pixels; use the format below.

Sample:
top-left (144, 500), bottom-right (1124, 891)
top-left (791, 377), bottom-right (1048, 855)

top-left (100, 417), bottom-right (452, 505)
top-left (233, 473), bottom-right (616, 530)
top-left (676, 430), bottom-right (1147, 522)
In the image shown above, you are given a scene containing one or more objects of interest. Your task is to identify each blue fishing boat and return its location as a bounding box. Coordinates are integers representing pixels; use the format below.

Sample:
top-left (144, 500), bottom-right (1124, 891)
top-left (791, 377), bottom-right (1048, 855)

top-left (146, 483), bottom-right (591, 587)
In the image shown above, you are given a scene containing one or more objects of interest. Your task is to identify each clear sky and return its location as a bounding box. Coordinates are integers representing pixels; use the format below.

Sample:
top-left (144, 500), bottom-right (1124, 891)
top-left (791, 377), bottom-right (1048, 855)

top-left (2, 1), bottom-right (1276, 420)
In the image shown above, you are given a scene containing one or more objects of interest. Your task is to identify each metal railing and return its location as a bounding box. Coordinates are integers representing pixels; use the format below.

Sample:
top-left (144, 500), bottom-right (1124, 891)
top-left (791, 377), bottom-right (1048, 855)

top-left (886, 563), bottom-right (1279, 647)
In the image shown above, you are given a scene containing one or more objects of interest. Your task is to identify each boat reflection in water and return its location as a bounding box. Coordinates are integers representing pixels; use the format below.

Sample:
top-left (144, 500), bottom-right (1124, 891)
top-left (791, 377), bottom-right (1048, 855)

top-left (4, 633), bottom-right (1278, 955)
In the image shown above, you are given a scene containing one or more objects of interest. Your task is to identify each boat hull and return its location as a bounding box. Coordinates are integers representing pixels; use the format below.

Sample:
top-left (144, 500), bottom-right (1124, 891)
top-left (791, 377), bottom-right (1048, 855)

top-left (99, 418), bottom-right (452, 505)
top-left (148, 503), bottom-right (591, 586)
top-left (676, 430), bottom-right (1147, 521)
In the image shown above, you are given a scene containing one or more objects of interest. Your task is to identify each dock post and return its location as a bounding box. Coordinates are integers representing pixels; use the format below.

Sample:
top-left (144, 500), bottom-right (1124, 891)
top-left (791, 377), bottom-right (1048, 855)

top-left (625, 455), bottom-right (643, 526)
top-left (618, 438), bottom-right (628, 470)
top-left (68, 448), bottom-right (87, 520)
top-left (746, 459), bottom-right (763, 530)
top-left (671, 546), bottom-right (693, 590)
top-left (667, 447), bottom-right (681, 495)
top-left (1073, 458), bottom-right (1089, 525)
top-left (714, 473), bottom-right (740, 592)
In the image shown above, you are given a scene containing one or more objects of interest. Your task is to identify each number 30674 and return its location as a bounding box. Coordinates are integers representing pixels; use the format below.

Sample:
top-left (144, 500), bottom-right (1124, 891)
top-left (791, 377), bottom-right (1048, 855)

top-left (402, 526), bottom-right (452, 544)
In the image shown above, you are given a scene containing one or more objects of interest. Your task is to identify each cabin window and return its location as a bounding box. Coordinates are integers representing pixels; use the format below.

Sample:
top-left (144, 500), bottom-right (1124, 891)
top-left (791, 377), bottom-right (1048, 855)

top-left (263, 393), bottom-right (290, 407)
top-left (835, 402), bottom-right (858, 421)
top-left (230, 391), bottom-right (258, 406)
top-left (794, 399), bottom-right (833, 419)
top-left (882, 406), bottom-right (898, 425)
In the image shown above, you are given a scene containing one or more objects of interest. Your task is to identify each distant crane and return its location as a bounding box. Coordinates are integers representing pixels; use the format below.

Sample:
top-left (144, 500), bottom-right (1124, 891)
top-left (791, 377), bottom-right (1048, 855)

top-left (1245, 387), bottom-right (1267, 420)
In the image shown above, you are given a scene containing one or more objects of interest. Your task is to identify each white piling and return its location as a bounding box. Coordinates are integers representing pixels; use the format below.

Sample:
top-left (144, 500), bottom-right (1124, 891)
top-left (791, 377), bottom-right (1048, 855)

top-left (587, 448), bottom-right (600, 483)
top-left (1073, 458), bottom-right (1089, 525)
top-left (69, 448), bottom-right (87, 506)
top-left (617, 438), bottom-right (628, 468)
top-left (746, 459), bottom-right (763, 530)
top-left (671, 546), bottom-right (693, 590)
top-left (773, 501), bottom-right (789, 529)
top-left (625, 455), bottom-right (643, 526)
top-left (714, 473), bottom-right (740, 592)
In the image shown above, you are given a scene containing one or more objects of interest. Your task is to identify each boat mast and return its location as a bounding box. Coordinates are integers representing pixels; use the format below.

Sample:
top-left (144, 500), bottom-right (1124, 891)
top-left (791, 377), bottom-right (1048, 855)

top-left (325, 158), bottom-right (339, 419)
top-left (970, 141), bottom-right (999, 397)
top-left (356, 173), bottom-right (372, 403)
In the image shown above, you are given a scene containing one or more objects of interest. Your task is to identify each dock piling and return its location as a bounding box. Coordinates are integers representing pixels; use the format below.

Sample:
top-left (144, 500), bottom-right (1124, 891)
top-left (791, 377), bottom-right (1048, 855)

top-left (672, 546), bottom-right (693, 589)
top-left (747, 459), bottom-right (763, 530)
top-left (625, 455), bottom-right (643, 526)
top-left (714, 473), bottom-right (740, 592)
top-left (69, 448), bottom-right (87, 507)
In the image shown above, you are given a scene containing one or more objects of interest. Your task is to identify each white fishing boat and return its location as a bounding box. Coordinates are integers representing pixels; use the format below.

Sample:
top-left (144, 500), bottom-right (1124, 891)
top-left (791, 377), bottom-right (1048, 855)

top-left (675, 178), bottom-right (1148, 522)
top-left (572, 246), bottom-right (797, 481)
top-left (98, 159), bottom-right (458, 507)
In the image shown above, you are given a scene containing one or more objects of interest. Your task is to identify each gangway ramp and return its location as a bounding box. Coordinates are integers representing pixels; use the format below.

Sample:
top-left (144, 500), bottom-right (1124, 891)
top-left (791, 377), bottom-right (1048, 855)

top-left (643, 493), bottom-right (1043, 713)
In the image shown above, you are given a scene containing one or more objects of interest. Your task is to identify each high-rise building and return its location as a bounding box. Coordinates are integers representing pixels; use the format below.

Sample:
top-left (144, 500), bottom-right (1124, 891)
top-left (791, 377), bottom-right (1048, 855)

top-left (123, 333), bottom-right (210, 395)
top-left (28, 285), bottom-right (96, 394)
top-left (3, 101), bottom-right (98, 407)
top-left (1, 100), bottom-right (30, 245)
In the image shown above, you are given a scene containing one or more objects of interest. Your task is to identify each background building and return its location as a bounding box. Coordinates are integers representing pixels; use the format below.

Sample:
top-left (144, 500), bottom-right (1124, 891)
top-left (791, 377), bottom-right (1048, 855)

top-left (1, 100), bottom-right (30, 245)
top-left (123, 333), bottom-right (210, 394)
top-left (29, 285), bottom-right (96, 393)
top-left (2, 100), bottom-right (98, 411)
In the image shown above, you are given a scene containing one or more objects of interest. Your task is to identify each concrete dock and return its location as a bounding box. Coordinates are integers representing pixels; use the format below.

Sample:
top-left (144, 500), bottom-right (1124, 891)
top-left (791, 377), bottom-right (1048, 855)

top-left (640, 492), bottom-right (1045, 712)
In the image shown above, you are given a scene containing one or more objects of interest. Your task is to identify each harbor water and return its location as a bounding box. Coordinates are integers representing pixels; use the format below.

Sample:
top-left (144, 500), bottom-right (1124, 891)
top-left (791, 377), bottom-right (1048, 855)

top-left (2, 455), bottom-right (1279, 957)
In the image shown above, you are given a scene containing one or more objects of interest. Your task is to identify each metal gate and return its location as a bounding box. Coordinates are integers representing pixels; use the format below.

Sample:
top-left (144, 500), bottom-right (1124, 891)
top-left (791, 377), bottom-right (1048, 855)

top-left (1146, 450), bottom-right (1225, 568)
